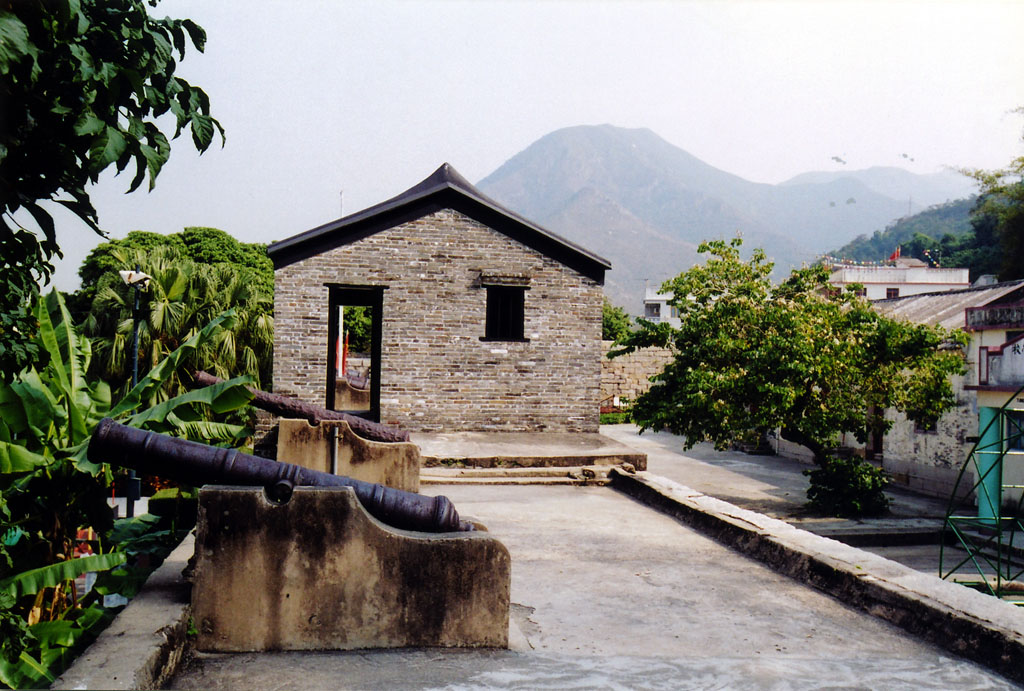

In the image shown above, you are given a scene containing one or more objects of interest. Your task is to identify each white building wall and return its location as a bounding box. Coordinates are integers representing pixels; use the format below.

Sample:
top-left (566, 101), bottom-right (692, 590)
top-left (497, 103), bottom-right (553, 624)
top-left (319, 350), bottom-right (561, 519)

top-left (829, 265), bottom-right (969, 300)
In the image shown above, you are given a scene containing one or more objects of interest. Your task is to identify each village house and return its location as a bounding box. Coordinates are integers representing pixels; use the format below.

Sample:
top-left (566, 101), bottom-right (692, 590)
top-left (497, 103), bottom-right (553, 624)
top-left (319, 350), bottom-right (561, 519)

top-left (268, 164), bottom-right (611, 433)
top-left (872, 280), bottom-right (1024, 502)
top-left (642, 288), bottom-right (681, 328)
top-left (827, 256), bottom-right (970, 300)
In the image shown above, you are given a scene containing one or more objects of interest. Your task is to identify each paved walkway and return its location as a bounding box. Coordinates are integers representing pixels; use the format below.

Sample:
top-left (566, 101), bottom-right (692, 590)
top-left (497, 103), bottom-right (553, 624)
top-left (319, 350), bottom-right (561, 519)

top-left (600, 424), bottom-right (956, 574)
top-left (169, 429), bottom-right (1020, 689)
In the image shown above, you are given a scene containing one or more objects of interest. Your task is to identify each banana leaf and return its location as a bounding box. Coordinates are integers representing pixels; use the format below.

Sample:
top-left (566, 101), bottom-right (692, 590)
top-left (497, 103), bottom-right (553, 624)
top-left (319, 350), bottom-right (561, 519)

top-left (0, 442), bottom-right (50, 474)
top-left (108, 309), bottom-right (237, 418)
top-left (125, 374), bottom-right (253, 430)
top-left (0, 553), bottom-right (126, 599)
top-left (0, 650), bottom-right (54, 688)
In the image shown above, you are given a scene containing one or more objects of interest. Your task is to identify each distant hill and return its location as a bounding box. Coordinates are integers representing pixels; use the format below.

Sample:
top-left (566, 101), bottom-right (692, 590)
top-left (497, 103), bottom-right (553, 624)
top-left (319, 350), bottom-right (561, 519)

top-left (477, 125), bottom-right (977, 311)
top-left (828, 198), bottom-right (976, 263)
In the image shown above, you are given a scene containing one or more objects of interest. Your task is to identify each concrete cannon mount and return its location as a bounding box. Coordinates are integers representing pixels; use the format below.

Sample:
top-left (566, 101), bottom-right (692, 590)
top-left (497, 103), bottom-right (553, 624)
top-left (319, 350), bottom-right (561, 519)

top-left (276, 419), bottom-right (421, 493)
top-left (192, 487), bottom-right (509, 652)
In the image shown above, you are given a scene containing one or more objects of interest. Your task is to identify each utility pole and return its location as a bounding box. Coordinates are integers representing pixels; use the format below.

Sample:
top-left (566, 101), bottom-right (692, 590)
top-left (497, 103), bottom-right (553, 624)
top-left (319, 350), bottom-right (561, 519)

top-left (119, 265), bottom-right (152, 518)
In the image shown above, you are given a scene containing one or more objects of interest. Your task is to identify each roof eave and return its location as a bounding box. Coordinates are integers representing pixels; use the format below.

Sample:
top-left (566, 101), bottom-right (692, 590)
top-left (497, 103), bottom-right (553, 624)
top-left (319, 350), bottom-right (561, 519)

top-left (268, 169), bottom-right (610, 284)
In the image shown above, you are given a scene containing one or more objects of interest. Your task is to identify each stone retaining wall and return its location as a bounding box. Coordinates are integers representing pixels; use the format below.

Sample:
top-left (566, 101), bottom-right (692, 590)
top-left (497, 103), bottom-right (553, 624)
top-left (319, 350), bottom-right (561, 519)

top-left (600, 340), bottom-right (673, 405)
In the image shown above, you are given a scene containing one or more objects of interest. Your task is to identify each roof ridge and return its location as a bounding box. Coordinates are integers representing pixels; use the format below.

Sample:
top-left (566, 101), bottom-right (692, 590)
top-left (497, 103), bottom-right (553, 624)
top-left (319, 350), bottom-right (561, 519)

top-left (267, 164), bottom-right (611, 281)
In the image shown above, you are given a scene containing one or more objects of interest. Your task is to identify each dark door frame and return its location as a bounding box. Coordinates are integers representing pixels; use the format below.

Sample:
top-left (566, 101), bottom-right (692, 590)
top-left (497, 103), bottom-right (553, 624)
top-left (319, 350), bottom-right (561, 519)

top-left (325, 283), bottom-right (386, 422)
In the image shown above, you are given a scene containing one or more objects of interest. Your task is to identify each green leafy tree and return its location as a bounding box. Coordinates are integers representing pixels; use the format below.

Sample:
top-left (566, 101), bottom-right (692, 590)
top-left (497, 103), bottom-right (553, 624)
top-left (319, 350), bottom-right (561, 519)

top-left (83, 246), bottom-right (273, 400)
top-left (962, 108), bottom-right (1024, 282)
top-left (602, 298), bottom-right (633, 342)
top-left (612, 238), bottom-right (967, 516)
top-left (342, 306), bottom-right (372, 355)
top-left (0, 0), bottom-right (222, 380)
top-left (71, 227), bottom-right (272, 320)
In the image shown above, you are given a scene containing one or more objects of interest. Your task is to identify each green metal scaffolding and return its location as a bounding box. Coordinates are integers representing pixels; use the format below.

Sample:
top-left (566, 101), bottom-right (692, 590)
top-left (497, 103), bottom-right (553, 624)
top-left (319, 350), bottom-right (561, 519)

top-left (940, 383), bottom-right (1024, 603)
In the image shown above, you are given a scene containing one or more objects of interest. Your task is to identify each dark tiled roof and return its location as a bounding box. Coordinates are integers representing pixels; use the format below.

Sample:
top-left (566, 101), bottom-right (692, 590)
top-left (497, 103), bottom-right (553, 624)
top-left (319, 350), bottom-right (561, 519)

top-left (267, 163), bottom-right (611, 283)
top-left (872, 279), bottom-right (1024, 329)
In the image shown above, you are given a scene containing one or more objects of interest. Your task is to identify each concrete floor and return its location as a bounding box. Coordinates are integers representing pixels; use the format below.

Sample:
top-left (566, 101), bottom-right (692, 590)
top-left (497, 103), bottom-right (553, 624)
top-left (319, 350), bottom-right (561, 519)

top-left (599, 425), bottom-right (974, 577)
top-left (171, 484), bottom-right (1018, 689)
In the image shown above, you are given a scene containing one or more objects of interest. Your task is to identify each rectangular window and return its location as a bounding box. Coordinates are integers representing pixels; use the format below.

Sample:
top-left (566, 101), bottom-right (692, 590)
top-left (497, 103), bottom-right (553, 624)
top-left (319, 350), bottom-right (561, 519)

top-left (1007, 410), bottom-right (1024, 451)
top-left (979, 346), bottom-right (989, 385)
top-left (645, 303), bottom-right (661, 319)
top-left (483, 286), bottom-right (527, 341)
top-left (886, 287), bottom-right (900, 299)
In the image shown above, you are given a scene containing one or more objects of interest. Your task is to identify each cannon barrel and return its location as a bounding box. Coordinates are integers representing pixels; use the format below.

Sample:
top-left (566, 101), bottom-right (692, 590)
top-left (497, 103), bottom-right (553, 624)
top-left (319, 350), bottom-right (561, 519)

top-left (191, 370), bottom-right (409, 443)
top-left (89, 418), bottom-right (471, 533)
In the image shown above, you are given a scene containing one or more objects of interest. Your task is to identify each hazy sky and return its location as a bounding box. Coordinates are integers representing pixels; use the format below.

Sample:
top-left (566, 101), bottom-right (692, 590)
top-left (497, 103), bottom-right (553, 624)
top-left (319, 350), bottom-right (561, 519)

top-left (46, 0), bottom-right (1024, 290)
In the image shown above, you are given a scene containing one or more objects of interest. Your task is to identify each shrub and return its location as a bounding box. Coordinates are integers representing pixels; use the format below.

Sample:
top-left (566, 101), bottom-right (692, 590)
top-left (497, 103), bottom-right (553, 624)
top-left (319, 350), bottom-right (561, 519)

top-left (804, 456), bottom-right (891, 517)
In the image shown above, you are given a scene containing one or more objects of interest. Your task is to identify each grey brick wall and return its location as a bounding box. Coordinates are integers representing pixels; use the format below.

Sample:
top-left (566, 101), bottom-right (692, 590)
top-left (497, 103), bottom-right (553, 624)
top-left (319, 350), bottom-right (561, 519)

top-left (273, 210), bottom-right (602, 432)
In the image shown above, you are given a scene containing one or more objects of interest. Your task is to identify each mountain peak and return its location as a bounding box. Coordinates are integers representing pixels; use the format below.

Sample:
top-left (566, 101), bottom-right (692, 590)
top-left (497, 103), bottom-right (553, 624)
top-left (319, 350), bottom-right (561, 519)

top-left (477, 125), bottom-right (976, 312)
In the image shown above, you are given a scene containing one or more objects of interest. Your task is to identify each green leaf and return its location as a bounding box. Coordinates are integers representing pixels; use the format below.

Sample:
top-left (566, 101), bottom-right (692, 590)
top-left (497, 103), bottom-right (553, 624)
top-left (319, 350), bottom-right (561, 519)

top-left (139, 143), bottom-right (166, 191)
top-left (10, 369), bottom-right (65, 440)
top-left (73, 113), bottom-right (106, 137)
top-left (181, 19), bottom-right (206, 52)
top-left (0, 12), bottom-right (31, 71)
top-left (0, 553), bottom-right (126, 598)
top-left (89, 126), bottom-right (128, 172)
top-left (126, 375), bottom-right (253, 430)
top-left (0, 441), bottom-right (49, 473)
top-left (155, 419), bottom-right (248, 443)
top-left (0, 384), bottom-right (28, 436)
top-left (167, 20), bottom-right (186, 60)
top-left (34, 293), bottom-right (71, 401)
top-left (29, 620), bottom-right (78, 648)
top-left (190, 113), bottom-right (214, 150)
top-left (22, 202), bottom-right (56, 245)
top-left (0, 650), bottom-right (54, 688)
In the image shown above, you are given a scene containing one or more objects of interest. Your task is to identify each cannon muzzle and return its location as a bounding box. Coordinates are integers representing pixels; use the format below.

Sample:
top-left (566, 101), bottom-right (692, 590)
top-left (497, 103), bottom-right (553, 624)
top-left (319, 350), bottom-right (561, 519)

top-left (89, 418), bottom-right (471, 533)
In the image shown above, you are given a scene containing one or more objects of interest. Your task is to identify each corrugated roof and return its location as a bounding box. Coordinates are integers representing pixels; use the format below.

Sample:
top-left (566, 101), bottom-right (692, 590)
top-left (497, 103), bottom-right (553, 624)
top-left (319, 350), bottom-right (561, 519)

top-left (872, 280), bottom-right (1024, 330)
top-left (267, 163), bottom-right (611, 283)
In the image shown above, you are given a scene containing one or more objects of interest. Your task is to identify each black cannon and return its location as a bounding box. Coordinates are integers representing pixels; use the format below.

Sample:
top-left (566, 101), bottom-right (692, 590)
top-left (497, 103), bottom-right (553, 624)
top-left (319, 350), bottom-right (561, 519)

top-left (89, 418), bottom-right (471, 533)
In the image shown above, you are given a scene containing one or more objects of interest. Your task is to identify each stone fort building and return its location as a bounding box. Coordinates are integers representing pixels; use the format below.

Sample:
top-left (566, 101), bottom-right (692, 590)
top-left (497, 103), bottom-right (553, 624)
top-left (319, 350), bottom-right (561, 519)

top-left (268, 164), bottom-right (610, 433)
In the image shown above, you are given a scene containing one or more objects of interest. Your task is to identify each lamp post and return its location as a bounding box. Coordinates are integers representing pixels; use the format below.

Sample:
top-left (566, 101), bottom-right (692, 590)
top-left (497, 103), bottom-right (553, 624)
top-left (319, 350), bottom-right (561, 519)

top-left (118, 266), bottom-right (152, 518)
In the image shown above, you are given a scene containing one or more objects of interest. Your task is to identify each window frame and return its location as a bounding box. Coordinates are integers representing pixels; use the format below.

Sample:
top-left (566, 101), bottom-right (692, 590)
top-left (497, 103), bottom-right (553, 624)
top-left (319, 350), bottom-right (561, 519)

top-left (481, 284), bottom-right (529, 342)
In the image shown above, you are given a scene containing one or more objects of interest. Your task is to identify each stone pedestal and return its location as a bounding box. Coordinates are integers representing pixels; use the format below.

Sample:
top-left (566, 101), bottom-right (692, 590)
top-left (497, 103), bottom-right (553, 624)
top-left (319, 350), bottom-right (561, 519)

top-left (193, 486), bottom-right (510, 651)
top-left (277, 419), bottom-right (420, 492)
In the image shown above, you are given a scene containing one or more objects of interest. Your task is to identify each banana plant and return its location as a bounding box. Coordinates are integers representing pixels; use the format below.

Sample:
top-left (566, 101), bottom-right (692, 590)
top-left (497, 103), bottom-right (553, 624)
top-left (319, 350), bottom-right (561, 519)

top-left (0, 290), bottom-right (256, 687)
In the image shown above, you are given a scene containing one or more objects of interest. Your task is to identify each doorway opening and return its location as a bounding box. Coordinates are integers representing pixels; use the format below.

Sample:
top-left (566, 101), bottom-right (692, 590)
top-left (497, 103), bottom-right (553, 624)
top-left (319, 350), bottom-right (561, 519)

top-left (326, 284), bottom-right (385, 422)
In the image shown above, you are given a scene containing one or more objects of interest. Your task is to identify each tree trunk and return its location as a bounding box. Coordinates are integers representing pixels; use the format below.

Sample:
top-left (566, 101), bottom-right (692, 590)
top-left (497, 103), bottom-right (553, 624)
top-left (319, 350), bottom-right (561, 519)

top-left (779, 427), bottom-right (827, 466)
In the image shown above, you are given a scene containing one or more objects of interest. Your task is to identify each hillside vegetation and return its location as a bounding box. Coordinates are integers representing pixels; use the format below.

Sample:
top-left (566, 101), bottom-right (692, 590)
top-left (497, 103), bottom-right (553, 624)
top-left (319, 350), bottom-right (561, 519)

top-left (829, 198), bottom-right (975, 262)
top-left (827, 196), bottom-right (1011, 282)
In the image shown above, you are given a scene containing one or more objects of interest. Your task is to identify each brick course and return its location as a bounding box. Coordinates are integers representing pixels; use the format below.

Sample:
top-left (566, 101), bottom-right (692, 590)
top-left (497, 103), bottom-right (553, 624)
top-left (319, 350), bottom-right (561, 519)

top-left (273, 209), bottom-right (602, 433)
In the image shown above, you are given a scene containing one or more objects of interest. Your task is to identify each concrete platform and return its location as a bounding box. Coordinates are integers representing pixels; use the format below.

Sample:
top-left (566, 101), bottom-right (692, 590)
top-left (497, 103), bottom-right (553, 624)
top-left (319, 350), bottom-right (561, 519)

top-left (413, 431), bottom-right (647, 470)
top-left (59, 425), bottom-right (1024, 689)
top-left (170, 484), bottom-right (1021, 689)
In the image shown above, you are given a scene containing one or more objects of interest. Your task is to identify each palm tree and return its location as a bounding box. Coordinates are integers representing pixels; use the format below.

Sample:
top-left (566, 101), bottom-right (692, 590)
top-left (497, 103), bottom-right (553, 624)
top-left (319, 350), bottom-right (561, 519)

top-left (83, 246), bottom-right (273, 403)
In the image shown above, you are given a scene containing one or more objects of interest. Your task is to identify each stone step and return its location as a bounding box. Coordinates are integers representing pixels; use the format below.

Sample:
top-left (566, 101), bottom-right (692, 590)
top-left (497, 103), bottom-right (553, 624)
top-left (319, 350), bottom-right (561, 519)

top-left (421, 475), bottom-right (608, 486)
top-left (420, 465), bottom-right (614, 486)
top-left (422, 466), bottom-right (610, 478)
